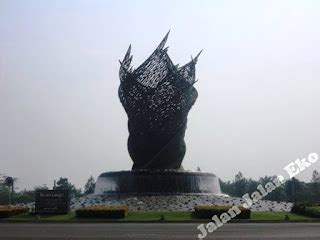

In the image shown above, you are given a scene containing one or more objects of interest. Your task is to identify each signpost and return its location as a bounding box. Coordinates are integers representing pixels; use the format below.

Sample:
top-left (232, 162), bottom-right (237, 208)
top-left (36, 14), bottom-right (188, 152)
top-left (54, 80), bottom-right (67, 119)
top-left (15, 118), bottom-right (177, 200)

top-left (35, 190), bottom-right (70, 214)
top-left (4, 177), bottom-right (14, 205)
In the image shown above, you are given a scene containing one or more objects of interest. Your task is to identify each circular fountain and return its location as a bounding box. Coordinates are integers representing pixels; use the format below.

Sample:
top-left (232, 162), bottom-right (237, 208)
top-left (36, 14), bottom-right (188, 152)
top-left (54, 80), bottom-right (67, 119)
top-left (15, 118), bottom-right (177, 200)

top-left (94, 170), bottom-right (221, 195)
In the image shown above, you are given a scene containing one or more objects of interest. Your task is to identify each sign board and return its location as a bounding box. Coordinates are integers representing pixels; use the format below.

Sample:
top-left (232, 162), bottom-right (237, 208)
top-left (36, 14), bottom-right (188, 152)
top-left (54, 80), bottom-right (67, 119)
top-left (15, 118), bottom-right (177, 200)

top-left (35, 190), bottom-right (70, 214)
top-left (5, 177), bottom-right (14, 186)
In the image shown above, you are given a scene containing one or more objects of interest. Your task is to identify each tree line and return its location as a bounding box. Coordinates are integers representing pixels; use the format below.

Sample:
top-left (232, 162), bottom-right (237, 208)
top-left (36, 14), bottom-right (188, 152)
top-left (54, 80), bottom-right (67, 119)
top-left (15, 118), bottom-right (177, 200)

top-left (220, 170), bottom-right (320, 204)
top-left (1, 171), bottom-right (320, 205)
top-left (0, 175), bottom-right (95, 205)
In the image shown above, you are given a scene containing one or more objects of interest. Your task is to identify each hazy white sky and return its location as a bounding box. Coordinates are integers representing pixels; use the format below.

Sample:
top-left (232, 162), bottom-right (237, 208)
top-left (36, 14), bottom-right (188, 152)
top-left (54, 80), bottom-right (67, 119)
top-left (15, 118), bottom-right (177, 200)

top-left (1, 0), bottom-right (320, 190)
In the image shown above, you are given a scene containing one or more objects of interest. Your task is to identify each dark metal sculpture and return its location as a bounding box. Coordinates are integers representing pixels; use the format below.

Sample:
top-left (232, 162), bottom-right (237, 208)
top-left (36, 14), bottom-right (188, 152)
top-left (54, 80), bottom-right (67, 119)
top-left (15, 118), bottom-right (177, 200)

top-left (118, 32), bottom-right (201, 170)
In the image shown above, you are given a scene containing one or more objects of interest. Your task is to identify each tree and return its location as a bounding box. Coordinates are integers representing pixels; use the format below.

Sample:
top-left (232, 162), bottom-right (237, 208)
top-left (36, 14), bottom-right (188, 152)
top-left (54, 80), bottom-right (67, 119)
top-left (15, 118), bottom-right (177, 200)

top-left (233, 172), bottom-right (247, 197)
top-left (55, 177), bottom-right (69, 190)
top-left (13, 189), bottom-right (35, 204)
top-left (84, 176), bottom-right (95, 195)
top-left (311, 170), bottom-right (320, 183)
top-left (258, 176), bottom-right (286, 201)
top-left (235, 171), bottom-right (244, 182)
top-left (54, 177), bottom-right (83, 198)
top-left (34, 185), bottom-right (49, 191)
top-left (309, 170), bottom-right (320, 203)
top-left (0, 180), bottom-right (9, 205)
top-left (284, 177), bottom-right (305, 202)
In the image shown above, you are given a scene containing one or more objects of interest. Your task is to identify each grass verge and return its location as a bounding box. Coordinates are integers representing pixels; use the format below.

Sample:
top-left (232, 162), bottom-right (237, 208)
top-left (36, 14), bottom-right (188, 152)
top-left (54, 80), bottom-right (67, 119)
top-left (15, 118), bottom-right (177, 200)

top-left (1, 211), bottom-right (318, 222)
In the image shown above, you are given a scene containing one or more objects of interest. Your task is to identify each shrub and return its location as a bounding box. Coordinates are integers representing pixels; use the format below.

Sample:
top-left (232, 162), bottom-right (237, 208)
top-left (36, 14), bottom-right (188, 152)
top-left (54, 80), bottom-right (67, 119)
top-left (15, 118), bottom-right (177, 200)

top-left (304, 207), bottom-right (320, 218)
top-left (291, 203), bottom-right (306, 215)
top-left (75, 205), bottom-right (129, 219)
top-left (291, 203), bottom-right (320, 218)
top-left (193, 205), bottom-right (251, 219)
top-left (0, 205), bottom-right (29, 218)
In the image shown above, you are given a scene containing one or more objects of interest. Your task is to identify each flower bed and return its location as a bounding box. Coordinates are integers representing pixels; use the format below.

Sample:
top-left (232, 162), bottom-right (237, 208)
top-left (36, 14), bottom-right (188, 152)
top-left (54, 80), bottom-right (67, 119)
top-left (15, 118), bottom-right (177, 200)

top-left (0, 205), bottom-right (29, 218)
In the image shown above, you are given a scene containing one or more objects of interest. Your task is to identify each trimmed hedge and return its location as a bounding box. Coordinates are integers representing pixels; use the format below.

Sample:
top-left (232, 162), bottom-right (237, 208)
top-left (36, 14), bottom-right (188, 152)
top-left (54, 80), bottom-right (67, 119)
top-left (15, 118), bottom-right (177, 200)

top-left (0, 205), bottom-right (29, 218)
top-left (291, 203), bottom-right (320, 218)
top-left (75, 205), bottom-right (129, 219)
top-left (193, 205), bottom-right (251, 219)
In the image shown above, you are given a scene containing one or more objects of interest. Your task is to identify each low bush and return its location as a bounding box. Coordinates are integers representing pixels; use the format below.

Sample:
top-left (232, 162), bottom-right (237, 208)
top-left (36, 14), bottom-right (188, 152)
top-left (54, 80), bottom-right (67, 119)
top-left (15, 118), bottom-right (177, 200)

top-left (291, 203), bottom-right (306, 215)
top-left (304, 207), bottom-right (320, 218)
top-left (193, 205), bottom-right (251, 219)
top-left (291, 203), bottom-right (320, 218)
top-left (75, 205), bottom-right (129, 219)
top-left (0, 205), bottom-right (29, 218)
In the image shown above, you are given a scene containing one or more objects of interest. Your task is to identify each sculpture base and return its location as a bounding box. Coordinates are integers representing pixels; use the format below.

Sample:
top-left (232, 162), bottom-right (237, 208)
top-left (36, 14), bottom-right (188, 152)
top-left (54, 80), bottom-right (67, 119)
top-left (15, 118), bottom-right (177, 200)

top-left (94, 170), bottom-right (221, 195)
top-left (76, 193), bottom-right (292, 212)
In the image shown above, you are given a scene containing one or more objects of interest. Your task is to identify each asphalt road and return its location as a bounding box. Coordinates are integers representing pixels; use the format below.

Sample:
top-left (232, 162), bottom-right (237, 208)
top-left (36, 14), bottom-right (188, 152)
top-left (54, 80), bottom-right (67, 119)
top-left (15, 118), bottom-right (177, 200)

top-left (0, 223), bottom-right (320, 239)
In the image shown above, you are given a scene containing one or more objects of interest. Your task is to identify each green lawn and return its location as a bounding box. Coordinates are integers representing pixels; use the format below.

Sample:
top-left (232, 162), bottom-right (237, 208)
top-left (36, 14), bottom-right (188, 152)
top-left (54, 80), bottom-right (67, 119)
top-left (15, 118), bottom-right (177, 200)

top-left (7, 212), bottom-right (77, 221)
top-left (124, 211), bottom-right (317, 221)
top-left (2, 211), bottom-right (318, 222)
top-left (5, 211), bottom-right (191, 222)
top-left (125, 211), bottom-right (194, 221)
top-left (251, 211), bottom-right (316, 221)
